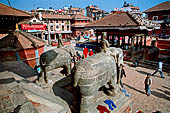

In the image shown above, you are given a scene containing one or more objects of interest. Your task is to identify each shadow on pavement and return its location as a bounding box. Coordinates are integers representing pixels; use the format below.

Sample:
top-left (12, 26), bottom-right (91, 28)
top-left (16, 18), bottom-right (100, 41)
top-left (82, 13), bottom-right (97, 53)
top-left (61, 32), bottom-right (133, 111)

top-left (0, 61), bottom-right (38, 79)
top-left (151, 91), bottom-right (170, 101)
top-left (162, 86), bottom-right (170, 90)
top-left (0, 77), bottom-right (15, 84)
top-left (52, 76), bottom-right (73, 105)
top-left (136, 70), bottom-right (150, 75)
top-left (124, 83), bottom-right (145, 94)
top-left (157, 88), bottom-right (170, 96)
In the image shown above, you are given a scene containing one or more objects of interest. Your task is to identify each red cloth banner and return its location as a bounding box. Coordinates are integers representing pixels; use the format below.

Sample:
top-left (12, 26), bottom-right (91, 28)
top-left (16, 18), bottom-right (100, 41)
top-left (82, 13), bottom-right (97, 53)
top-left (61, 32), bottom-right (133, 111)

top-left (21, 24), bottom-right (46, 30)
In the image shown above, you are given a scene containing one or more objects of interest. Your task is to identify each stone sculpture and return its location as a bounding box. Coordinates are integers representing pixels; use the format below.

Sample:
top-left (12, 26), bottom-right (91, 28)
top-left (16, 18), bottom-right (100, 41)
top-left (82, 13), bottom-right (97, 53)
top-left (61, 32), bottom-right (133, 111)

top-left (72, 52), bottom-right (117, 113)
top-left (109, 47), bottom-right (124, 84)
top-left (100, 35), bottom-right (110, 52)
top-left (39, 45), bottom-right (76, 83)
top-left (57, 34), bottom-right (64, 48)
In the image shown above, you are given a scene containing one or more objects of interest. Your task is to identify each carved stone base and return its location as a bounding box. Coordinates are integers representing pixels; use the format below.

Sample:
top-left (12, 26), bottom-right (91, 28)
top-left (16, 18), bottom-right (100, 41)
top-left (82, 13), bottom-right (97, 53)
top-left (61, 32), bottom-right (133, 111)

top-left (76, 89), bottom-right (133, 113)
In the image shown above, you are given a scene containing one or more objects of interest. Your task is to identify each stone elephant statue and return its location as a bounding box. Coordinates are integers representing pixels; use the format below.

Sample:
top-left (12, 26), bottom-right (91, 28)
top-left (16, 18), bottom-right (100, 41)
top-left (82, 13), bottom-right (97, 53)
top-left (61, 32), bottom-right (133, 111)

top-left (109, 47), bottom-right (124, 84)
top-left (72, 52), bottom-right (117, 113)
top-left (39, 45), bottom-right (76, 83)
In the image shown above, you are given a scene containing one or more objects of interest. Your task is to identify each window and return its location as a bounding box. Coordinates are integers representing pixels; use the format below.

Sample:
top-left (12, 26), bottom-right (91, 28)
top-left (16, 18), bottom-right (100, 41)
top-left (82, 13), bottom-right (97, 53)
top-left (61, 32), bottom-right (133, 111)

top-left (50, 26), bottom-right (53, 31)
top-left (66, 20), bottom-right (69, 24)
top-left (33, 20), bottom-right (36, 22)
top-left (163, 15), bottom-right (169, 20)
top-left (62, 25), bottom-right (64, 31)
top-left (56, 25), bottom-right (59, 29)
top-left (152, 16), bottom-right (158, 20)
top-left (62, 20), bottom-right (64, 23)
top-left (56, 20), bottom-right (58, 23)
top-left (51, 34), bottom-right (55, 40)
top-left (67, 25), bottom-right (69, 30)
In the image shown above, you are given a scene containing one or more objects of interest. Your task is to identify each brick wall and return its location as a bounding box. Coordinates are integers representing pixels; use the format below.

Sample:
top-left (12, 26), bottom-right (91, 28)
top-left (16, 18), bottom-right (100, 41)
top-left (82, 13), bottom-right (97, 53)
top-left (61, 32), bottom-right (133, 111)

top-left (0, 51), bottom-right (16, 61)
top-left (0, 46), bottom-right (44, 68)
top-left (147, 11), bottom-right (170, 20)
top-left (157, 39), bottom-right (170, 56)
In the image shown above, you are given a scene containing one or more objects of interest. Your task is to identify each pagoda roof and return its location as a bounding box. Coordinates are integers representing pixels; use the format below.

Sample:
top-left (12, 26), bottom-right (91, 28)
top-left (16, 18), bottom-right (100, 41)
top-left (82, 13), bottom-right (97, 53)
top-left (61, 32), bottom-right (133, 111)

top-left (86, 12), bottom-right (140, 29)
top-left (0, 31), bottom-right (45, 50)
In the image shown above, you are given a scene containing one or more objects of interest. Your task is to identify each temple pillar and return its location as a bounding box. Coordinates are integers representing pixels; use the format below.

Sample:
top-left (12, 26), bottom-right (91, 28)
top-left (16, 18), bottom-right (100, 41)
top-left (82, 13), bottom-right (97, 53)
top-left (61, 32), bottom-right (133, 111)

top-left (118, 36), bottom-right (120, 47)
top-left (144, 35), bottom-right (147, 48)
top-left (139, 36), bottom-right (143, 49)
top-left (128, 36), bottom-right (131, 45)
top-left (112, 35), bottom-right (115, 46)
top-left (122, 36), bottom-right (125, 49)
top-left (135, 36), bottom-right (139, 51)
top-left (131, 36), bottom-right (134, 57)
top-left (107, 34), bottom-right (109, 42)
top-left (96, 33), bottom-right (99, 46)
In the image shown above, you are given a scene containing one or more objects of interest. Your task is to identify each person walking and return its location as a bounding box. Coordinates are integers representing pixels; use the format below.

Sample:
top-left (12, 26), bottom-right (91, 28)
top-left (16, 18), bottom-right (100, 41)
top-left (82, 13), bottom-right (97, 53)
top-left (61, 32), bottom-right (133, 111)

top-left (152, 59), bottom-right (165, 78)
top-left (89, 49), bottom-right (94, 56)
top-left (83, 46), bottom-right (88, 58)
top-left (120, 64), bottom-right (126, 88)
top-left (144, 74), bottom-right (152, 96)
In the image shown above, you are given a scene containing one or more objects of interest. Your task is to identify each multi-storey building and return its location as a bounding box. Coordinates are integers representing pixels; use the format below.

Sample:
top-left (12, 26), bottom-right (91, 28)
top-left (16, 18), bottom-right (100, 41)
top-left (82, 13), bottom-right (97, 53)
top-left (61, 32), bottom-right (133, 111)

top-left (144, 1), bottom-right (170, 21)
top-left (62, 6), bottom-right (85, 15)
top-left (31, 7), bottom-right (56, 15)
top-left (19, 17), bottom-right (46, 39)
top-left (86, 5), bottom-right (109, 20)
top-left (41, 14), bottom-right (72, 44)
top-left (71, 14), bottom-right (92, 37)
top-left (144, 1), bottom-right (170, 60)
top-left (111, 1), bottom-right (142, 16)
top-left (144, 1), bottom-right (170, 35)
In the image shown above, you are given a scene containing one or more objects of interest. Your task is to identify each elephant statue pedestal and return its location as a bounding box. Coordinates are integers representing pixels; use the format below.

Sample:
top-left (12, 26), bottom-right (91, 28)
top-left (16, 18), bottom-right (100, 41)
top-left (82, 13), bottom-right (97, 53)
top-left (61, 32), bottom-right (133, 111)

top-left (72, 88), bottom-right (133, 113)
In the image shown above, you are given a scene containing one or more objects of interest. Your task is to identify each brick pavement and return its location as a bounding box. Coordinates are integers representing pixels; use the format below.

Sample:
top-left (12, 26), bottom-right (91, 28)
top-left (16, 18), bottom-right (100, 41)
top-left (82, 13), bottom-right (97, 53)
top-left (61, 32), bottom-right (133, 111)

top-left (122, 62), bottom-right (170, 113)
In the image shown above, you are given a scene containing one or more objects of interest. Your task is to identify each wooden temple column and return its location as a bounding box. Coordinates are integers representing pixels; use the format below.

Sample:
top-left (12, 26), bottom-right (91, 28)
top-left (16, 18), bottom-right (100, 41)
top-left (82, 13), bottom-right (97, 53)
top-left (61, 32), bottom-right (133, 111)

top-left (131, 36), bottom-right (134, 57)
top-left (135, 36), bottom-right (139, 51)
top-left (112, 35), bottom-right (115, 46)
top-left (107, 34), bottom-right (109, 42)
top-left (128, 36), bottom-right (131, 47)
top-left (139, 36), bottom-right (143, 49)
top-left (144, 35), bottom-right (147, 48)
top-left (118, 36), bottom-right (120, 47)
top-left (122, 36), bottom-right (125, 49)
top-left (96, 33), bottom-right (99, 46)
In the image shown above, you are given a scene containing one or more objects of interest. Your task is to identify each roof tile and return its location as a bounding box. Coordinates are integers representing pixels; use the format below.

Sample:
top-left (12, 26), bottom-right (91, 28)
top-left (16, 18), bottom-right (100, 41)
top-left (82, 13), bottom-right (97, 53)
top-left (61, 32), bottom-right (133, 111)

top-left (0, 31), bottom-right (45, 49)
top-left (42, 14), bottom-right (72, 19)
top-left (86, 12), bottom-right (139, 27)
top-left (0, 3), bottom-right (32, 17)
top-left (144, 1), bottom-right (170, 13)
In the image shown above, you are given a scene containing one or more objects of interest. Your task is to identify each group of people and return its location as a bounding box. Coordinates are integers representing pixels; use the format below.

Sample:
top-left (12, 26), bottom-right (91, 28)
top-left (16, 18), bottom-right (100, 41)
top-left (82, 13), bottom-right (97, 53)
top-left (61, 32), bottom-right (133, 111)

top-left (76, 47), bottom-right (94, 61)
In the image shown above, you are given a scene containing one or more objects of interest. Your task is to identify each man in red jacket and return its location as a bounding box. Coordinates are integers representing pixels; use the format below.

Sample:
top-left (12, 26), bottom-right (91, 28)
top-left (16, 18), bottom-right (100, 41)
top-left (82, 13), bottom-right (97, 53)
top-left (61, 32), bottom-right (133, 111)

top-left (83, 46), bottom-right (88, 58)
top-left (89, 49), bottom-right (94, 56)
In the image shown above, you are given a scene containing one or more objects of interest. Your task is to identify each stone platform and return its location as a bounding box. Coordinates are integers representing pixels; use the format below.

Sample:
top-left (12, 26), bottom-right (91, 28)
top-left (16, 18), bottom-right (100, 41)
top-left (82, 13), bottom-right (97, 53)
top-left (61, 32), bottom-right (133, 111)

top-left (84, 90), bottom-right (133, 113)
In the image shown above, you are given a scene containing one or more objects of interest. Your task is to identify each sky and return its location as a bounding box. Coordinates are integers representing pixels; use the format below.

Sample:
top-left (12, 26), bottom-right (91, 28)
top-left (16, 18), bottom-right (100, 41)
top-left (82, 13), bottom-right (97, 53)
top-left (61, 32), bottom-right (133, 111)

top-left (1, 0), bottom-right (170, 12)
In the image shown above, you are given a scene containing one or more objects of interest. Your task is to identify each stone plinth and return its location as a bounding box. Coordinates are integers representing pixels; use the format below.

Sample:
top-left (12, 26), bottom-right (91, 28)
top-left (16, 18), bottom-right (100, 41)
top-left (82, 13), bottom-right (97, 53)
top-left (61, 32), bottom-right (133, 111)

top-left (72, 89), bottom-right (133, 113)
top-left (91, 90), bottom-right (132, 113)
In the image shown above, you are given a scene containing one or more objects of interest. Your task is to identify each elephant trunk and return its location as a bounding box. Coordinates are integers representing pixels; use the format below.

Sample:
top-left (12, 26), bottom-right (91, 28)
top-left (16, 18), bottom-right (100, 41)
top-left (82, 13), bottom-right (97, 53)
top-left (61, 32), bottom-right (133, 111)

top-left (73, 70), bottom-right (79, 87)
